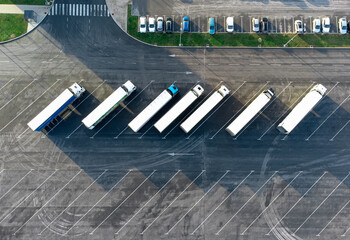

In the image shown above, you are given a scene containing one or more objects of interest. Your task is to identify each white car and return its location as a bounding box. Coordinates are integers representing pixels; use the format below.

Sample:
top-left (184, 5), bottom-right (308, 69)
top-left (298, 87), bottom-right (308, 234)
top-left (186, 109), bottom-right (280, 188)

top-left (157, 17), bottom-right (163, 32)
top-left (295, 20), bottom-right (303, 33)
top-left (226, 17), bottom-right (234, 32)
top-left (252, 18), bottom-right (259, 32)
top-left (148, 17), bottom-right (155, 32)
top-left (313, 18), bottom-right (321, 33)
top-left (139, 16), bottom-right (146, 33)
top-left (322, 17), bottom-right (330, 33)
top-left (339, 17), bottom-right (347, 34)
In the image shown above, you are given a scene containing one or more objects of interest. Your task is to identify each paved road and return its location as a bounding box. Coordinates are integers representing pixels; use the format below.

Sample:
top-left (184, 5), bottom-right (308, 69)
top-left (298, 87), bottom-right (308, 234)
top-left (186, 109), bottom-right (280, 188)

top-left (0, 0), bottom-right (350, 239)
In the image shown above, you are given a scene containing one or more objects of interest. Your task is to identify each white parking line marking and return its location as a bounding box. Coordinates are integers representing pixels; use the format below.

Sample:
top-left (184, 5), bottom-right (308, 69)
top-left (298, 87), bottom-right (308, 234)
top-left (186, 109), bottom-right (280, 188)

top-left (191, 170), bottom-right (254, 234)
top-left (258, 82), bottom-right (315, 140)
top-left (187, 82), bottom-right (246, 139)
top-left (69, 4), bottom-right (71, 16)
top-left (329, 119), bottom-right (350, 141)
top-left (166, 170), bottom-right (230, 234)
top-left (0, 78), bottom-right (14, 92)
top-left (241, 171), bottom-right (302, 235)
top-left (38, 170), bottom-right (108, 235)
top-left (62, 4), bottom-right (64, 15)
top-left (317, 198), bottom-right (350, 236)
top-left (88, 170), bottom-right (156, 235)
top-left (45, 80), bottom-right (106, 135)
top-left (305, 94), bottom-right (350, 141)
top-left (141, 170), bottom-right (205, 235)
top-left (80, 4), bottom-right (82, 16)
top-left (216, 171), bottom-right (278, 235)
top-left (16, 127), bottom-right (30, 139)
top-left (266, 172), bottom-right (327, 235)
top-left (0, 169), bottom-right (33, 202)
top-left (234, 82), bottom-right (292, 140)
top-left (209, 81), bottom-right (268, 139)
top-left (94, 80), bottom-right (155, 138)
top-left (0, 170), bottom-right (57, 224)
top-left (13, 170), bottom-right (82, 235)
top-left (114, 126), bottom-right (129, 139)
top-left (65, 123), bottom-right (83, 138)
top-left (162, 81), bottom-right (220, 139)
top-left (0, 79), bottom-right (36, 112)
top-left (240, 16), bottom-right (243, 33)
top-left (115, 170), bottom-right (181, 235)
top-left (293, 172), bottom-right (350, 235)
top-left (0, 79), bottom-right (61, 133)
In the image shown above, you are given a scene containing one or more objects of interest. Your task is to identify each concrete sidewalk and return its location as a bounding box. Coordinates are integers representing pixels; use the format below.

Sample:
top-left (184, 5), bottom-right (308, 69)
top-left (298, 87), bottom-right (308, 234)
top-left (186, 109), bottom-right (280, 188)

top-left (105, 0), bottom-right (131, 31)
top-left (0, 4), bottom-right (51, 32)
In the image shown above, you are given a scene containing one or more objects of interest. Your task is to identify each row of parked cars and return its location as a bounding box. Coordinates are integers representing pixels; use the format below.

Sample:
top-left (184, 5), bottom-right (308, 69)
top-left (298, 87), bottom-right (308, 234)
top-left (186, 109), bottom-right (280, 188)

top-left (139, 15), bottom-right (350, 34)
top-left (293, 17), bottom-right (349, 34)
top-left (139, 16), bottom-right (227, 34)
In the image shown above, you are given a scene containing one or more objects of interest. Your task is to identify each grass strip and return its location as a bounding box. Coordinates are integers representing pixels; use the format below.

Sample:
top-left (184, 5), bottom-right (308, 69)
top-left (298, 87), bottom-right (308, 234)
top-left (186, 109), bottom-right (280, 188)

top-left (128, 5), bottom-right (350, 47)
top-left (0, 14), bottom-right (27, 42)
top-left (0, 0), bottom-right (47, 5)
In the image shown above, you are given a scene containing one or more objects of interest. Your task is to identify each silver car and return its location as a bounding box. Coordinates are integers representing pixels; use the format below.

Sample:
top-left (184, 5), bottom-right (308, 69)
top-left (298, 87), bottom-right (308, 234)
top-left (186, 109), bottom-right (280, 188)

top-left (157, 17), bottom-right (163, 32)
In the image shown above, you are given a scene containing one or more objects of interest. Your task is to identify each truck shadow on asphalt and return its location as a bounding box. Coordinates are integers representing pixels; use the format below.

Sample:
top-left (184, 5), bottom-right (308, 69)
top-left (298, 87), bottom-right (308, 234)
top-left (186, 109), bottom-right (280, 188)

top-left (36, 8), bottom-right (349, 191)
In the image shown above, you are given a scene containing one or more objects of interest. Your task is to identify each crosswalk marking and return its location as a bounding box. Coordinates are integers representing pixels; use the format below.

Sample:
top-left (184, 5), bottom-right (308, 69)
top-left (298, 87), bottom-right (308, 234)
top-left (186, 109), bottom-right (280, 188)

top-left (48, 3), bottom-right (108, 17)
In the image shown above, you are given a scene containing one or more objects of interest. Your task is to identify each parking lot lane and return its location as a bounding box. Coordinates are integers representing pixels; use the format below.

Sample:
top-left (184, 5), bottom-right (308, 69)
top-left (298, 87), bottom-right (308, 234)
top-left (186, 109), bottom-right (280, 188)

top-left (140, 170), bottom-right (205, 235)
top-left (216, 172), bottom-right (277, 235)
top-left (37, 169), bottom-right (109, 235)
top-left (266, 172), bottom-right (327, 235)
top-left (293, 172), bottom-right (350, 236)
top-left (165, 170), bottom-right (229, 234)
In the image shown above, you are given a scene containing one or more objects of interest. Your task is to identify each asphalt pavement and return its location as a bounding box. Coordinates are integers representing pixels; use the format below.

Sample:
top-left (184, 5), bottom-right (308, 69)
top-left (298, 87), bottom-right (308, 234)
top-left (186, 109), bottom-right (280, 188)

top-left (0, 0), bottom-right (350, 239)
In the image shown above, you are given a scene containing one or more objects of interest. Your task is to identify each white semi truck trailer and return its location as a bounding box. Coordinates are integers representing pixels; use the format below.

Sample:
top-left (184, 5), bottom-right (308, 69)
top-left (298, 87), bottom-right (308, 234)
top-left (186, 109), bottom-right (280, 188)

top-left (277, 84), bottom-right (327, 134)
top-left (180, 85), bottom-right (230, 133)
top-left (82, 80), bottom-right (136, 130)
top-left (154, 84), bottom-right (204, 133)
top-left (226, 88), bottom-right (274, 136)
top-left (28, 83), bottom-right (85, 132)
top-left (128, 84), bottom-right (179, 132)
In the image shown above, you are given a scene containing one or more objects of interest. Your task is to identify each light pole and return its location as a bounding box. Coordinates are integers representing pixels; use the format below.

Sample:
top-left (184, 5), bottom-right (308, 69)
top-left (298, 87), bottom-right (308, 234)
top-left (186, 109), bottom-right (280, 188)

top-left (179, 22), bottom-right (183, 46)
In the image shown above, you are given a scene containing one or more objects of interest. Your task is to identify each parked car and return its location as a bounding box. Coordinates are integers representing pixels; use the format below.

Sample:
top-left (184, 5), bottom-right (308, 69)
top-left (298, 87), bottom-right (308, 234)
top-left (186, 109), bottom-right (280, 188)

top-left (322, 17), bottom-right (330, 33)
top-left (139, 16), bottom-right (146, 33)
top-left (339, 17), bottom-right (347, 34)
top-left (295, 20), bottom-right (303, 33)
top-left (183, 17), bottom-right (189, 32)
top-left (148, 17), bottom-right (155, 33)
top-left (157, 17), bottom-right (163, 32)
top-left (209, 17), bottom-right (215, 34)
top-left (313, 18), bottom-right (321, 33)
top-left (252, 18), bottom-right (259, 32)
top-left (166, 18), bottom-right (172, 33)
top-left (226, 17), bottom-right (234, 32)
top-left (348, 21), bottom-right (350, 33)
top-left (261, 18), bottom-right (268, 33)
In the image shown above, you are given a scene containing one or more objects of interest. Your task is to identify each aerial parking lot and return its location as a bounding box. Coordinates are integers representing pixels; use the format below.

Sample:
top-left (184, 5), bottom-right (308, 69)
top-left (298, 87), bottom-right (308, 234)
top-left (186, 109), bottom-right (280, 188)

top-left (0, 0), bottom-right (350, 239)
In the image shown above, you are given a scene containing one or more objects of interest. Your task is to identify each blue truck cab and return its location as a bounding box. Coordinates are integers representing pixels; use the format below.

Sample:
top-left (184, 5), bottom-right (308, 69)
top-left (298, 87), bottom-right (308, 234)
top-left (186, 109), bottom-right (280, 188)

top-left (167, 84), bottom-right (179, 96)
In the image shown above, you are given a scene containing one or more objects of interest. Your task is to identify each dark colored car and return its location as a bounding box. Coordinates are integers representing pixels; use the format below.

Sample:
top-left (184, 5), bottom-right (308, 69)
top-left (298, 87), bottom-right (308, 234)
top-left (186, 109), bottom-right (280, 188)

top-left (261, 18), bottom-right (268, 33)
top-left (166, 18), bottom-right (172, 33)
